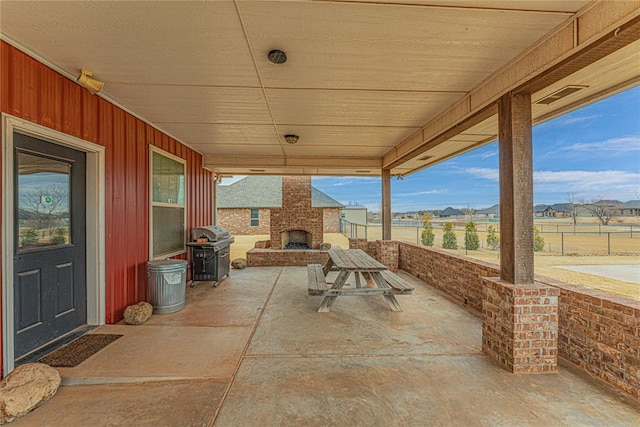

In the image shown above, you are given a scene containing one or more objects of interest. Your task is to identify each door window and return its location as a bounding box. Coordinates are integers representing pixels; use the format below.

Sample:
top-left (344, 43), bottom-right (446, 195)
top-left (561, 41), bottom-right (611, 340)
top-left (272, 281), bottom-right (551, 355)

top-left (17, 151), bottom-right (71, 252)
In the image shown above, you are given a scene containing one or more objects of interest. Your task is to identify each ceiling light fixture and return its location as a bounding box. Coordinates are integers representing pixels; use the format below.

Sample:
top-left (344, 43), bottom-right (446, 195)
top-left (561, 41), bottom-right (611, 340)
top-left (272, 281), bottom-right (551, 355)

top-left (77, 69), bottom-right (104, 95)
top-left (268, 49), bottom-right (287, 64)
top-left (284, 134), bottom-right (299, 144)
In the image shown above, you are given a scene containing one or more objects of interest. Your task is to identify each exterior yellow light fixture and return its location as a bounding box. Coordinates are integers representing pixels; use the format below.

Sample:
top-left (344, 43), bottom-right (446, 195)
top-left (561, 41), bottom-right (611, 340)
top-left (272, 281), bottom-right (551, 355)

top-left (77, 69), bottom-right (104, 95)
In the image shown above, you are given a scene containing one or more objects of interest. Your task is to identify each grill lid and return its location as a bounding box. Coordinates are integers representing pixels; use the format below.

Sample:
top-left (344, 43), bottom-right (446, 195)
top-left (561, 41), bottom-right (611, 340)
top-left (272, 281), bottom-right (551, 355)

top-left (191, 225), bottom-right (230, 242)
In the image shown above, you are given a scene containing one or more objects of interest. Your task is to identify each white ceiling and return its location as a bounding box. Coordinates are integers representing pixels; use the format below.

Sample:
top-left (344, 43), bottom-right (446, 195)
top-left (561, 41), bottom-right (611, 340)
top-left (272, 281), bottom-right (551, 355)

top-left (1, 0), bottom-right (638, 177)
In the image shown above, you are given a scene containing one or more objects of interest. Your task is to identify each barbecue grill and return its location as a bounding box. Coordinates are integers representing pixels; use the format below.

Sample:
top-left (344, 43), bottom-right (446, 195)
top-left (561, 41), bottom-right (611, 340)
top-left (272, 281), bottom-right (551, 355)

top-left (187, 225), bottom-right (234, 287)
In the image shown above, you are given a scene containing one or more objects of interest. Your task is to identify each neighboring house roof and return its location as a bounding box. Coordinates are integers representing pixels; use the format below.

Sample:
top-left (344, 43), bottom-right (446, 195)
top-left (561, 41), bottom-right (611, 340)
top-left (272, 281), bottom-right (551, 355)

top-left (217, 176), bottom-right (343, 208)
top-left (312, 187), bottom-right (344, 208)
top-left (550, 203), bottom-right (573, 213)
top-left (478, 204), bottom-right (500, 214)
top-left (441, 207), bottom-right (462, 216)
top-left (343, 204), bottom-right (367, 210)
top-left (618, 200), bottom-right (640, 208)
top-left (594, 199), bottom-right (623, 206)
top-left (533, 204), bottom-right (550, 213)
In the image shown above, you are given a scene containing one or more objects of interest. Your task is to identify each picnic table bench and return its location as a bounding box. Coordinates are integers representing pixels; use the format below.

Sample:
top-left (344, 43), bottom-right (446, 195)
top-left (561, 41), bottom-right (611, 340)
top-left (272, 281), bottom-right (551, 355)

top-left (307, 248), bottom-right (413, 312)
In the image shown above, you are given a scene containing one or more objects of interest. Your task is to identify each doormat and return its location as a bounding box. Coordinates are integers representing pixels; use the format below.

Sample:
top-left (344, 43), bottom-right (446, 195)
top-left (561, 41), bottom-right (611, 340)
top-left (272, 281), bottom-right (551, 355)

top-left (38, 334), bottom-right (123, 368)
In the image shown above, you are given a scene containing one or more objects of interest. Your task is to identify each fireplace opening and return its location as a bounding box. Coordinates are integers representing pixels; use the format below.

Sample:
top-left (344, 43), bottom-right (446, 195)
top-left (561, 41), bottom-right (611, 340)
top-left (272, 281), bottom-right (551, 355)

top-left (282, 230), bottom-right (312, 249)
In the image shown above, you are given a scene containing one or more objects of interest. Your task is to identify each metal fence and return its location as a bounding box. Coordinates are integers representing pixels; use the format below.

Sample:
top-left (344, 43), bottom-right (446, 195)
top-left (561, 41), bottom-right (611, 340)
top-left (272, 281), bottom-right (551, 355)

top-left (339, 219), bottom-right (640, 256)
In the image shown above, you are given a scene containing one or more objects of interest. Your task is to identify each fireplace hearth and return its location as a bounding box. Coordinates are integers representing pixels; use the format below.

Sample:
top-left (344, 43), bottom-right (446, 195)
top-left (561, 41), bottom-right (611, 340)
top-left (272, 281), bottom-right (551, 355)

top-left (283, 230), bottom-right (311, 249)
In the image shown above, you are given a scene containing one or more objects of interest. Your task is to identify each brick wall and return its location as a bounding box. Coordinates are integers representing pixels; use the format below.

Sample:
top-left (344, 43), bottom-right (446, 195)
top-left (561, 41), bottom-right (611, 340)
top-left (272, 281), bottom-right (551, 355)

top-left (323, 208), bottom-right (341, 233)
top-left (395, 241), bottom-right (639, 398)
top-left (246, 248), bottom-right (329, 266)
top-left (271, 176), bottom-right (323, 249)
top-left (397, 242), bottom-right (496, 312)
top-left (535, 277), bottom-right (640, 399)
top-left (217, 208), bottom-right (270, 235)
top-left (219, 206), bottom-right (337, 236)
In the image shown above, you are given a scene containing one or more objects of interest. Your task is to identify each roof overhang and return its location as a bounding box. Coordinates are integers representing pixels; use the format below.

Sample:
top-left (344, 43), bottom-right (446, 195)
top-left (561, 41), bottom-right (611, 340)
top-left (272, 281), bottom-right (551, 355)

top-left (1, 0), bottom-right (638, 177)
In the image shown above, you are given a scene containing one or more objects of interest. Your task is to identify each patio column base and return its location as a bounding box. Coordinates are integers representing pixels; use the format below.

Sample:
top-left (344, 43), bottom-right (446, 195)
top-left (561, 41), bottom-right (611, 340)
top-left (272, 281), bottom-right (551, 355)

top-left (348, 239), bottom-right (398, 272)
top-left (482, 277), bottom-right (560, 374)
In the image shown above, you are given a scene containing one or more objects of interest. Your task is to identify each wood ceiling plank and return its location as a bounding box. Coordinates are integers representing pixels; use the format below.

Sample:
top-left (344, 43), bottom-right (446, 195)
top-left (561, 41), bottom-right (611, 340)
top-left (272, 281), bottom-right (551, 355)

top-left (157, 123), bottom-right (281, 146)
top-left (267, 89), bottom-right (463, 127)
top-left (108, 85), bottom-right (272, 124)
top-left (205, 154), bottom-right (380, 169)
top-left (241, 1), bottom-right (568, 92)
top-left (192, 144), bottom-right (283, 157)
top-left (317, 1), bottom-right (589, 13)
top-left (276, 125), bottom-right (417, 147)
top-left (0, 1), bottom-right (259, 87)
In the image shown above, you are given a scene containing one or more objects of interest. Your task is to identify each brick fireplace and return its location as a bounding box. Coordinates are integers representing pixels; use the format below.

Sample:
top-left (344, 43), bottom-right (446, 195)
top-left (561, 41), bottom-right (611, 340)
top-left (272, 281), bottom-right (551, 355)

top-left (269, 176), bottom-right (324, 249)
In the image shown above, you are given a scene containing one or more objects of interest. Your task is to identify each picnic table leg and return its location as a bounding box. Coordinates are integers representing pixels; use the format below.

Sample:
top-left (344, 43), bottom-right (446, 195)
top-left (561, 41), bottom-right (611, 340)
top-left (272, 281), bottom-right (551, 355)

top-left (361, 271), bottom-right (376, 288)
top-left (370, 272), bottom-right (402, 312)
top-left (322, 258), bottom-right (335, 276)
top-left (354, 272), bottom-right (362, 289)
top-left (318, 270), bottom-right (349, 313)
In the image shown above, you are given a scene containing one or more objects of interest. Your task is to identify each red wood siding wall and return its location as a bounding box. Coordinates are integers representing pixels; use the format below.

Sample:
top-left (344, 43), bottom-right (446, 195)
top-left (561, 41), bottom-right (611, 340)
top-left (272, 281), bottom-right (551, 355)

top-left (0, 42), bottom-right (213, 368)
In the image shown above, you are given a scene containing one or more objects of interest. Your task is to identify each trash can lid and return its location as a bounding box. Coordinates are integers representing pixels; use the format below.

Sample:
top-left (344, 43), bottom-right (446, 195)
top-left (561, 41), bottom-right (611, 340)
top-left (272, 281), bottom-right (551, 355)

top-left (147, 259), bottom-right (188, 269)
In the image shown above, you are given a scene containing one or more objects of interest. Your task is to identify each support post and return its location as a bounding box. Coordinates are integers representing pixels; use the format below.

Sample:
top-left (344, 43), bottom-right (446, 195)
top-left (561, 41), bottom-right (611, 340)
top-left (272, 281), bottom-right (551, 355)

top-left (498, 92), bottom-right (534, 285)
top-left (381, 169), bottom-right (391, 240)
top-left (212, 175), bottom-right (219, 225)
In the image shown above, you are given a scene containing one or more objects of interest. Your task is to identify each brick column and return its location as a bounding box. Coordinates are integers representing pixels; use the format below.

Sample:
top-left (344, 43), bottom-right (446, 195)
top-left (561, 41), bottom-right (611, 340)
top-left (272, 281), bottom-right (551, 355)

top-left (377, 240), bottom-right (399, 272)
top-left (348, 238), bottom-right (368, 250)
top-left (348, 238), bottom-right (398, 271)
top-left (482, 278), bottom-right (560, 373)
top-left (482, 92), bottom-right (559, 374)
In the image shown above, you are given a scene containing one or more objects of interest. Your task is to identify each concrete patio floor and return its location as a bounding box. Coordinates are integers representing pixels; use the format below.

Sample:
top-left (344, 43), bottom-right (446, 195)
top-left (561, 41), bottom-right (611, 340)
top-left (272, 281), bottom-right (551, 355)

top-left (13, 267), bottom-right (640, 426)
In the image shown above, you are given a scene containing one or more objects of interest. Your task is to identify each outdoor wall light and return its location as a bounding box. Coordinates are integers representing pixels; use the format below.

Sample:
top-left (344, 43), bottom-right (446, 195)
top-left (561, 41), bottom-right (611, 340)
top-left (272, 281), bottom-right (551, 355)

top-left (77, 69), bottom-right (104, 95)
top-left (284, 134), bottom-right (299, 144)
top-left (268, 49), bottom-right (287, 64)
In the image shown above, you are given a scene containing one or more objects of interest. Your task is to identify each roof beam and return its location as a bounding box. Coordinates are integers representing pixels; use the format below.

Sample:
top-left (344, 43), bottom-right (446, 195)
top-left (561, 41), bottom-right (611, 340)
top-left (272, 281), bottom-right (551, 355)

top-left (204, 155), bottom-right (381, 169)
top-left (383, 0), bottom-right (640, 170)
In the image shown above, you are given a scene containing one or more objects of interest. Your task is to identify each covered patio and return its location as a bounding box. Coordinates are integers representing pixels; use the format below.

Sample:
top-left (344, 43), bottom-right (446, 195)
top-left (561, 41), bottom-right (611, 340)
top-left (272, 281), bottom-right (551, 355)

top-left (11, 266), bottom-right (640, 425)
top-left (1, 0), bottom-right (639, 421)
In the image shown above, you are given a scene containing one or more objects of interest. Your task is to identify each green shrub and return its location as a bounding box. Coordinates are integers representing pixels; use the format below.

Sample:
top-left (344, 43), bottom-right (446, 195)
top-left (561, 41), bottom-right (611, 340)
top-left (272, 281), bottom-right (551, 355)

top-left (50, 227), bottom-right (67, 245)
top-left (20, 228), bottom-right (38, 246)
top-left (464, 222), bottom-right (480, 250)
top-left (442, 222), bottom-right (458, 249)
top-left (421, 213), bottom-right (435, 247)
top-left (486, 225), bottom-right (500, 250)
top-left (533, 226), bottom-right (545, 251)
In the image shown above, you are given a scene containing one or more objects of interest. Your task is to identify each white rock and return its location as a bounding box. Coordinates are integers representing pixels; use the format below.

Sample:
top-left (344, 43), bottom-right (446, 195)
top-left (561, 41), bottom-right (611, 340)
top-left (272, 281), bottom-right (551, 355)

top-left (0, 363), bottom-right (60, 424)
top-left (123, 301), bottom-right (153, 325)
top-left (231, 258), bottom-right (247, 269)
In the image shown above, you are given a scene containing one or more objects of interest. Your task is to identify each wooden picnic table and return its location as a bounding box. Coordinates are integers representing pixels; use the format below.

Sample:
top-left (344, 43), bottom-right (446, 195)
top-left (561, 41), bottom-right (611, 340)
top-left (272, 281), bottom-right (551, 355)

top-left (307, 248), bottom-right (413, 313)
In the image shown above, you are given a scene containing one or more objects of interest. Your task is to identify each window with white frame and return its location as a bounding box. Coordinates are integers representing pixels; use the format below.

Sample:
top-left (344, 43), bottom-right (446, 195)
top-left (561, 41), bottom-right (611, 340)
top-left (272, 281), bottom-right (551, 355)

top-left (250, 209), bottom-right (259, 227)
top-left (150, 147), bottom-right (186, 259)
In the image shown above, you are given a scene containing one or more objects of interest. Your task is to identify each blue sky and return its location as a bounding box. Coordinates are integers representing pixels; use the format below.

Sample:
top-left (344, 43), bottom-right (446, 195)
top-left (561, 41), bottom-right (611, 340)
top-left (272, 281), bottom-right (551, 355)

top-left (222, 86), bottom-right (640, 212)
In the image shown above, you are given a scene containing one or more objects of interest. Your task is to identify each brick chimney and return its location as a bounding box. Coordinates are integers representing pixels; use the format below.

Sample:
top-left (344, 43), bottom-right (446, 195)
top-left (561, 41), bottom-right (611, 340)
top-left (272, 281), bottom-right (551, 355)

top-left (270, 176), bottom-right (324, 249)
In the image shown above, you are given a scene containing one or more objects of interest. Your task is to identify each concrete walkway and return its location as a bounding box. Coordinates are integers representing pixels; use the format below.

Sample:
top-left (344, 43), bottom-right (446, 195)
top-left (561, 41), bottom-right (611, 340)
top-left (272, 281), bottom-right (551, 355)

top-left (556, 264), bottom-right (640, 284)
top-left (13, 267), bottom-right (640, 426)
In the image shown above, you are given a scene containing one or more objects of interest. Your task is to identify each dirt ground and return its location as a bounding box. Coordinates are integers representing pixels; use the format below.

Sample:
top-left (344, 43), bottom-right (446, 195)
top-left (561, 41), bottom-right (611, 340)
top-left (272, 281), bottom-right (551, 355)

top-left (231, 232), bottom-right (639, 301)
